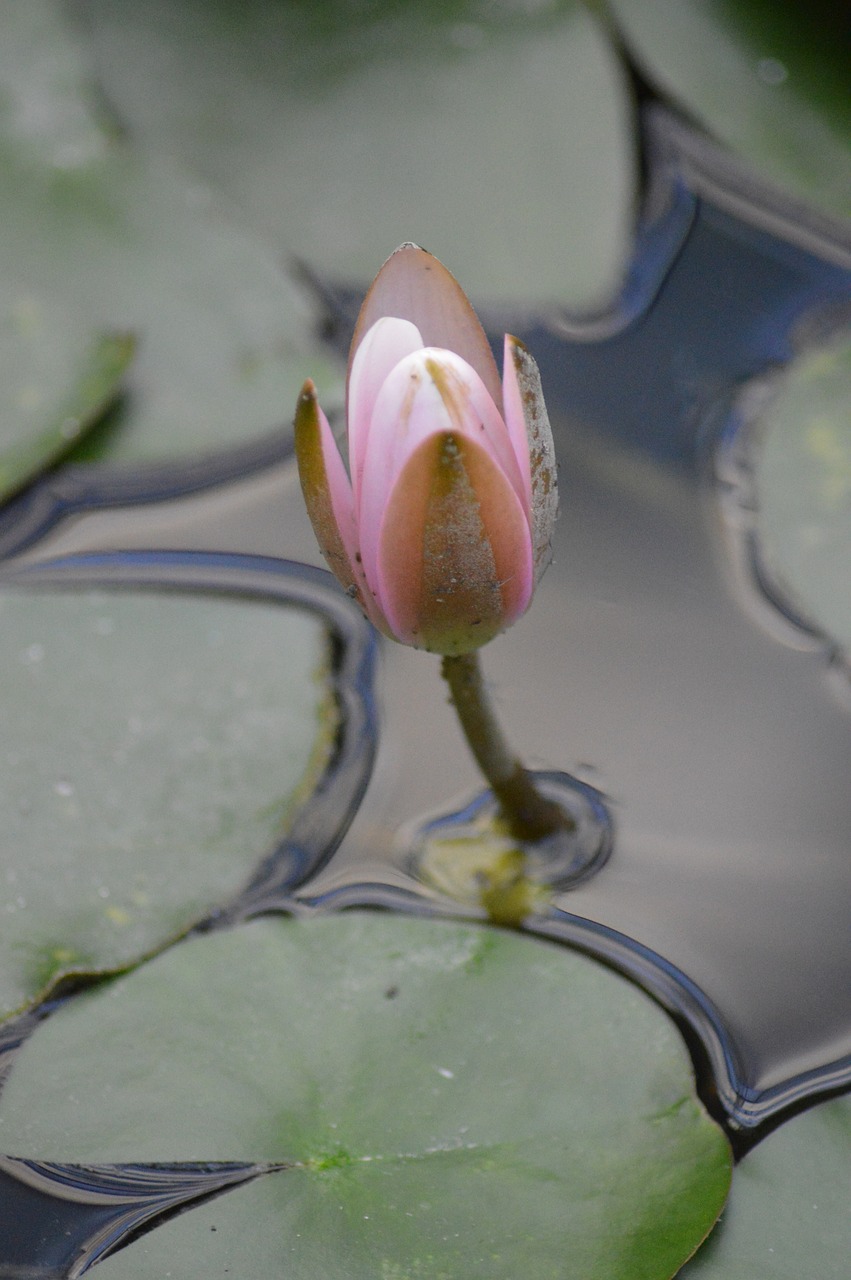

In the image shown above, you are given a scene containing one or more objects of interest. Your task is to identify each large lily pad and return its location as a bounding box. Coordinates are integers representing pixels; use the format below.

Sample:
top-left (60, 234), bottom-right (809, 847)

top-left (0, 913), bottom-right (732, 1278)
top-left (72, 0), bottom-right (636, 311)
top-left (680, 1098), bottom-right (851, 1278)
top-left (0, 586), bottom-right (333, 1022)
top-left (0, 0), bottom-right (340, 466)
top-left (610, 0), bottom-right (851, 222)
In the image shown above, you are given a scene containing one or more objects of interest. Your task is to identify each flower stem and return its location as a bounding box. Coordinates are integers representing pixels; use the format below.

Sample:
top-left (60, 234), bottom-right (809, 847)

top-left (441, 652), bottom-right (574, 842)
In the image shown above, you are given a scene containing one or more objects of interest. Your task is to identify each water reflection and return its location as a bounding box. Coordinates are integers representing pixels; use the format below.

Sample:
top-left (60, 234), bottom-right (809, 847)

top-left (0, 1157), bottom-right (264, 1277)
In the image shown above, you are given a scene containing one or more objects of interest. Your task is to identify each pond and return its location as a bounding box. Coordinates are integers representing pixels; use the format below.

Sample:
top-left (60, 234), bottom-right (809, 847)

top-left (0, 102), bottom-right (848, 1275)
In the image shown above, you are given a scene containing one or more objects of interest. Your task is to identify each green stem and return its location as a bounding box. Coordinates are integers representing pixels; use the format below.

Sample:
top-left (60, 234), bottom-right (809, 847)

top-left (441, 652), bottom-right (573, 842)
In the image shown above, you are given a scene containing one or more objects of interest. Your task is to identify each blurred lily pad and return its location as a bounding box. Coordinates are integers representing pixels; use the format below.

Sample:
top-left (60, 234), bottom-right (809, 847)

top-left (0, 912), bottom-right (732, 1279)
top-left (0, 586), bottom-right (333, 1022)
top-left (0, 0), bottom-right (111, 168)
top-left (610, 0), bottom-right (851, 222)
top-left (756, 334), bottom-right (851, 652)
top-left (0, 293), bottom-right (133, 502)
top-left (0, 0), bottom-right (340, 465)
top-left (72, 0), bottom-right (636, 310)
top-left (680, 1098), bottom-right (851, 1278)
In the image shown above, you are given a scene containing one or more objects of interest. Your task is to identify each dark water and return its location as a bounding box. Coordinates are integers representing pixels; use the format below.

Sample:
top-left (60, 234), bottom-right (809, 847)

top-left (0, 108), bottom-right (849, 1272)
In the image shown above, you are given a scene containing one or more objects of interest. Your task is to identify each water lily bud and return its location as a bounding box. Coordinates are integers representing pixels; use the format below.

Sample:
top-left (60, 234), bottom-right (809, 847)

top-left (295, 244), bottom-right (557, 655)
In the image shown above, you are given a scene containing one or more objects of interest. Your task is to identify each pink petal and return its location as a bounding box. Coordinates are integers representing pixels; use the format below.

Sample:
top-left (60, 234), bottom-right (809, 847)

top-left (293, 380), bottom-right (390, 633)
top-left (375, 430), bottom-right (535, 654)
top-left (347, 316), bottom-right (423, 511)
top-left (349, 244), bottom-right (503, 413)
top-left (421, 350), bottom-right (526, 509)
top-left (502, 336), bottom-right (559, 584)
top-left (357, 349), bottom-right (525, 598)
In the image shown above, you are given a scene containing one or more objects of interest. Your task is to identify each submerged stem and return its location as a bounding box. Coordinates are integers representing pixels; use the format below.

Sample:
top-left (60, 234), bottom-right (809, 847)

top-left (441, 652), bottom-right (573, 842)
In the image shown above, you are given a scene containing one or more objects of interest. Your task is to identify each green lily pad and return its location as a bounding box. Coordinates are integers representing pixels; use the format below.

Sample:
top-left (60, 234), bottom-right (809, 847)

top-left (680, 1098), bottom-right (851, 1278)
top-left (0, 293), bottom-right (134, 502)
top-left (0, 913), bottom-right (732, 1278)
top-left (610, 0), bottom-right (851, 222)
top-left (0, 0), bottom-right (340, 466)
top-left (754, 335), bottom-right (851, 652)
top-left (0, 586), bottom-right (333, 1022)
top-left (73, 0), bottom-right (636, 310)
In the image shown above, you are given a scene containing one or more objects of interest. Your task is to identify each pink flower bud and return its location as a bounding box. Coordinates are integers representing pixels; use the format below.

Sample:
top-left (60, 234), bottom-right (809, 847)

top-left (295, 244), bottom-right (557, 655)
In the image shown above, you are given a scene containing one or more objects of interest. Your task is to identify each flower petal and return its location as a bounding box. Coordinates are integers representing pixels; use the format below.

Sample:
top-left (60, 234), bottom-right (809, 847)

top-left (357, 348), bottom-right (526, 599)
top-left (350, 243), bottom-right (503, 412)
top-left (375, 430), bottom-right (534, 654)
top-left (347, 316), bottom-right (423, 511)
top-left (293, 380), bottom-right (389, 631)
top-left (503, 336), bottom-right (559, 583)
top-left (422, 350), bottom-right (526, 509)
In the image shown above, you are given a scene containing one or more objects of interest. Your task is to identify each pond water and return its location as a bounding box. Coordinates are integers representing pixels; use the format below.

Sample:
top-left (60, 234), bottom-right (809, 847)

top-left (0, 110), bottom-right (848, 1272)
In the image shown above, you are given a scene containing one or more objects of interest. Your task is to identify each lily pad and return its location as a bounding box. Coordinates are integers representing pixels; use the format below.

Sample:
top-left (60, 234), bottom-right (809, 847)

top-left (755, 335), bottom-right (851, 652)
top-left (0, 0), bottom-right (111, 169)
top-left (0, 586), bottom-right (333, 1022)
top-left (72, 0), bottom-right (636, 310)
top-left (680, 1098), bottom-right (851, 1278)
top-left (0, 913), bottom-right (732, 1278)
top-left (0, 0), bottom-right (340, 465)
top-left (0, 293), bottom-right (133, 502)
top-left (610, 0), bottom-right (851, 222)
